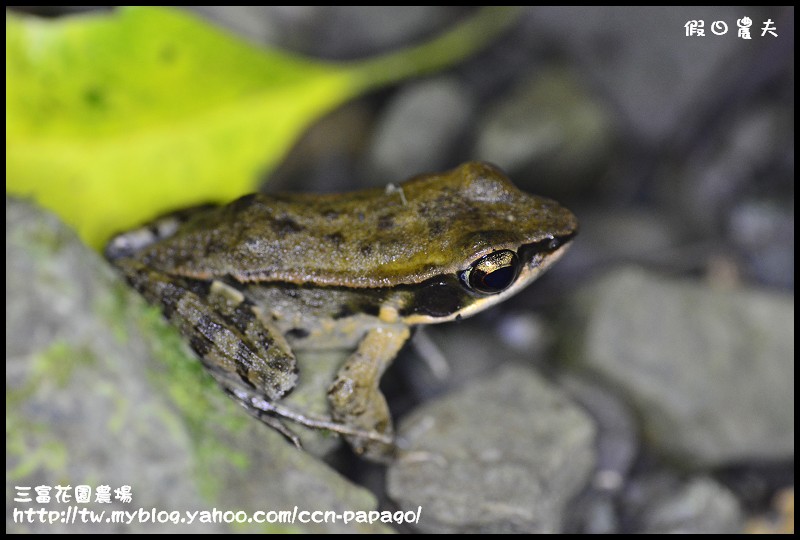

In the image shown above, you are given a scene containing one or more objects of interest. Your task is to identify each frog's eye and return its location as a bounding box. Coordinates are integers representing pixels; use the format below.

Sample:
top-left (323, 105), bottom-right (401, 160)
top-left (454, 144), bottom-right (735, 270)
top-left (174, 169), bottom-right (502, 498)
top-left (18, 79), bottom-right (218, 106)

top-left (461, 250), bottom-right (520, 294)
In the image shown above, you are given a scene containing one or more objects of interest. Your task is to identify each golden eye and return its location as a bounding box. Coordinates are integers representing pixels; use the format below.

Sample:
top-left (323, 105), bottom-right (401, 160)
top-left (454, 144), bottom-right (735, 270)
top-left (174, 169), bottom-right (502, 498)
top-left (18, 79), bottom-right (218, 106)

top-left (461, 250), bottom-right (520, 294)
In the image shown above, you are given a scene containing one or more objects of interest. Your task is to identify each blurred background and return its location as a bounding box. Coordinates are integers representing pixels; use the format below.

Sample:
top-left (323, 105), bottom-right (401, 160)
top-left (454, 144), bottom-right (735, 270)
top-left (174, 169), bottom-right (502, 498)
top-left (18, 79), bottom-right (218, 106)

top-left (7, 6), bottom-right (793, 533)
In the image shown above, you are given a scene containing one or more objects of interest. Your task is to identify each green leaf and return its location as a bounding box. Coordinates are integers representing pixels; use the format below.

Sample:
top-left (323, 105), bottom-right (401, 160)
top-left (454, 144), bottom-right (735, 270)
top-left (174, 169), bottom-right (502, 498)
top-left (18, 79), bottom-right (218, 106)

top-left (6, 7), bottom-right (518, 249)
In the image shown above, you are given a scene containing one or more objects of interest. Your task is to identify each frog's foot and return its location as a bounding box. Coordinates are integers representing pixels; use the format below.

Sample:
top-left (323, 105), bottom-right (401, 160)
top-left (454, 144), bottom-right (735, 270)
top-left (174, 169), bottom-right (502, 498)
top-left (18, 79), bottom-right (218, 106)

top-left (251, 409), bottom-right (303, 450)
top-left (327, 325), bottom-right (410, 462)
top-left (230, 388), bottom-right (395, 450)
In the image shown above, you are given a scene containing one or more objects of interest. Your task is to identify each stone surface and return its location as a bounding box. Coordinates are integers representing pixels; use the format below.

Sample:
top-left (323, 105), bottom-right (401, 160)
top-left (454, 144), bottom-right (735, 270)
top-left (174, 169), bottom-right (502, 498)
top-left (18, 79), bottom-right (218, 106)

top-left (474, 68), bottom-right (615, 196)
top-left (366, 77), bottom-right (474, 184)
top-left (387, 366), bottom-right (596, 533)
top-left (192, 6), bottom-right (464, 58)
top-left (559, 376), bottom-right (638, 493)
top-left (6, 198), bottom-right (390, 533)
top-left (641, 478), bottom-right (742, 533)
top-left (531, 6), bottom-right (769, 144)
top-left (565, 267), bottom-right (794, 467)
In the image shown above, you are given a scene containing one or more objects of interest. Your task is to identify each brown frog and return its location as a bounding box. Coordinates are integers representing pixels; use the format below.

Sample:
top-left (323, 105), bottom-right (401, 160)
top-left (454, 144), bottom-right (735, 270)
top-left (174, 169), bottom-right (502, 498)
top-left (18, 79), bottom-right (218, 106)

top-left (105, 162), bottom-right (578, 461)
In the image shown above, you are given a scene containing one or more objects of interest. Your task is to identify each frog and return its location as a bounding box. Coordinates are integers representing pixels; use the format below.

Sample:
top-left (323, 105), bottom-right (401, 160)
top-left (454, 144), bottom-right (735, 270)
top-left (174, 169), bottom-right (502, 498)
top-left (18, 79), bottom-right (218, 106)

top-left (105, 161), bottom-right (578, 462)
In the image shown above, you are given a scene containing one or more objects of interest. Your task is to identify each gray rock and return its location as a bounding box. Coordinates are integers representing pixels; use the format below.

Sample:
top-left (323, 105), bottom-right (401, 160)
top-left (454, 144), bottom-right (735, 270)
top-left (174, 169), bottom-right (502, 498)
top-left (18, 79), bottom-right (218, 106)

top-left (565, 208), bottom-right (680, 274)
top-left (566, 267), bottom-right (794, 467)
top-left (531, 6), bottom-right (769, 144)
top-left (401, 322), bottom-right (535, 403)
top-left (728, 194), bottom-right (794, 290)
top-left (559, 376), bottom-right (638, 493)
top-left (366, 77), bottom-right (474, 184)
top-left (636, 477), bottom-right (742, 533)
top-left (566, 489), bottom-right (619, 534)
top-left (665, 104), bottom-right (794, 272)
top-left (474, 68), bottom-right (615, 196)
top-left (6, 198), bottom-right (391, 533)
top-left (191, 6), bottom-right (462, 58)
top-left (387, 366), bottom-right (596, 533)
top-left (555, 378), bottom-right (638, 533)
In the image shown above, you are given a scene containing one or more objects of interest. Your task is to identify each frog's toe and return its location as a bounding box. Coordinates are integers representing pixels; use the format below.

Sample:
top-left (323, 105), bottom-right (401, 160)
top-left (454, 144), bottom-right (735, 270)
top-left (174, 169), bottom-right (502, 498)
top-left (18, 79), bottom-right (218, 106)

top-left (253, 410), bottom-right (303, 450)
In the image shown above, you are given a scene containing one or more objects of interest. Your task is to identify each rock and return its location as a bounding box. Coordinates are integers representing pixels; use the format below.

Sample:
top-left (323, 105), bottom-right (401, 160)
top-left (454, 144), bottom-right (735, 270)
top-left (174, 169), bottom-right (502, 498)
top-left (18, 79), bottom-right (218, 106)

top-left (564, 208), bottom-right (680, 275)
top-left (566, 489), bottom-right (618, 534)
top-left (559, 376), bottom-right (638, 492)
top-left (366, 77), bottom-right (474, 183)
top-left (387, 366), bottom-right (596, 533)
top-left (728, 198), bottom-right (794, 290)
top-left (565, 267), bottom-right (794, 467)
top-left (474, 68), bottom-right (615, 196)
top-left (531, 7), bottom-right (762, 144)
top-left (629, 476), bottom-right (742, 533)
top-left (665, 104), bottom-right (794, 277)
top-left (6, 198), bottom-right (390, 533)
top-left (191, 7), bottom-right (463, 58)
top-left (557, 377), bottom-right (638, 533)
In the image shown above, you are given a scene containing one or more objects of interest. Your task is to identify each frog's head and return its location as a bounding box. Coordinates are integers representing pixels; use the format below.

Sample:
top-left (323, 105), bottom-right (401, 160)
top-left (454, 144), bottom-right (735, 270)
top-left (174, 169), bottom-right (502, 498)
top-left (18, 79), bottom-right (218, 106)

top-left (398, 162), bottom-right (578, 324)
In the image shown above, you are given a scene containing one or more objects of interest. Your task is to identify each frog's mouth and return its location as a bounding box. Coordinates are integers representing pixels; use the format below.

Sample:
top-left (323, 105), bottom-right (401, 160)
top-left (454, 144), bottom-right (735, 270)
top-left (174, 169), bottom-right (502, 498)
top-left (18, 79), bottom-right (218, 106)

top-left (399, 234), bottom-right (576, 326)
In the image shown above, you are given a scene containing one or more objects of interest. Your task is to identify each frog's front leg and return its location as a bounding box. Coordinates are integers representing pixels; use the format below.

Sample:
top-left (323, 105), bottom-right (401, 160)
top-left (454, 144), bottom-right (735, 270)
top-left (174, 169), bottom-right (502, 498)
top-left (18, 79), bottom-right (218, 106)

top-left (328, 325), bottom-right (411, 461)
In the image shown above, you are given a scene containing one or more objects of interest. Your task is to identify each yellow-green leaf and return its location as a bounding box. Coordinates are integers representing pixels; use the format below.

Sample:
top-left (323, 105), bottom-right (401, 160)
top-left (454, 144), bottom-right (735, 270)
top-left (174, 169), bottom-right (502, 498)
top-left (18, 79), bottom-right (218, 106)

top-left (6, 7), bottom-right (518, 249)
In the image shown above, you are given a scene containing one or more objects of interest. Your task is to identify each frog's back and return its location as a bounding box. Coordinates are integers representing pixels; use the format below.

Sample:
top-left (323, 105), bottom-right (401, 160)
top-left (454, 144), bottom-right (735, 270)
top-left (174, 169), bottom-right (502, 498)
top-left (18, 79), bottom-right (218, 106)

top-left (133, 162), bottom-right (577, 288)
